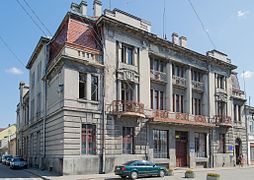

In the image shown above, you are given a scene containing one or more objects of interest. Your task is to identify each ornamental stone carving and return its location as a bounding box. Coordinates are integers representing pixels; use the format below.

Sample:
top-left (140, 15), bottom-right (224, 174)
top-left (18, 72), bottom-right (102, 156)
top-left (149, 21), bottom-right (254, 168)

top-left (117, 69), bottom-right (139, 83)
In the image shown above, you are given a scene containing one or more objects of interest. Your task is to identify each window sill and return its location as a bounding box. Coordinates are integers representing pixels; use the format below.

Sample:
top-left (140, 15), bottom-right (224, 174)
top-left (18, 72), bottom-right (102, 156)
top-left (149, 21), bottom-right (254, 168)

top-left (77, 98), bottom-right (99, 104)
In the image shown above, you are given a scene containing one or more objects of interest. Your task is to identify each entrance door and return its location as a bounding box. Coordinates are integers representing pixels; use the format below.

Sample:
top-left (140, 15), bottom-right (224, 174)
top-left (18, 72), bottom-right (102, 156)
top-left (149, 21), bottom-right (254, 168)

top-left (176, 131), bottom-right (188, 167)
top-left (235, 138), bottom-right (242, 165)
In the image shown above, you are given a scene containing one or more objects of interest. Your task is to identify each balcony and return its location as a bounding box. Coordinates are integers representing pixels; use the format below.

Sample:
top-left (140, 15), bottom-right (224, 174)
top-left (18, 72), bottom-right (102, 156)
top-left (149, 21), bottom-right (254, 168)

top-left (152, 110), bottom-right (214, 127)
top-left (110, 100), bottom-right (145, 118)
top-left (172, 75), bottom-right (187, 88)
top-left (192, 81), bottom-right (204, 92)
top-left (214, 115), bottom-right (232, 127)
top-left (231, 88), bottom-right (245, 100)
top-left (150, 70), bottom-right (167, 83)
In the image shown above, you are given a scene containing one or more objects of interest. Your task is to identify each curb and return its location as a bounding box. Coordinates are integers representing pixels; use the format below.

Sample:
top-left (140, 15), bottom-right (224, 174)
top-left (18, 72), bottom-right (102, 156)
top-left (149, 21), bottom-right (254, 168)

top-left (24, 169), bottom-right (50, 180)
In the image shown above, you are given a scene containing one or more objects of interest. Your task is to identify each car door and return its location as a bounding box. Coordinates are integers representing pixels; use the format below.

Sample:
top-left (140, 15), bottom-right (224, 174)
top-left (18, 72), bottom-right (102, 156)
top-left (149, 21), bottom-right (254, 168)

top-left (135, 161), bottom-right (147, 175)
top-left (145, 161), bottom-right (158, 175)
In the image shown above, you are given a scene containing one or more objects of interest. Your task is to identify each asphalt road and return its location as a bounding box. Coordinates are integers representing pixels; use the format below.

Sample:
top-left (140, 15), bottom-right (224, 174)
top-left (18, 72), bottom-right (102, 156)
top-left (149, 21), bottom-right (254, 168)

top-left (0, 163), bottom-right (41, 180)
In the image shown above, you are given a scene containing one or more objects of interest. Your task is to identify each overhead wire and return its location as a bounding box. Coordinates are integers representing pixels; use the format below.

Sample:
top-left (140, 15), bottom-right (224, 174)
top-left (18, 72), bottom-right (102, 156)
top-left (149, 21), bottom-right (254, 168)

top-left (0, 34), bottom-right (26, 67)
top-left (22, 0), bottom-right (52, 36)
top-left (15, 0), bottom-right (48, 37)
top-left (186, 0), bottom-right (217, 49)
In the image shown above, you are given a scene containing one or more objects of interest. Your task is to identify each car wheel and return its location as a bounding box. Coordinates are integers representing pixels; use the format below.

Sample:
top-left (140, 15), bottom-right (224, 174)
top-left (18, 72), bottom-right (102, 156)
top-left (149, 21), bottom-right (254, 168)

top-left (159, 170), bottom-right (165, 177)
top-left (130, 171), bottom-right (138, 179)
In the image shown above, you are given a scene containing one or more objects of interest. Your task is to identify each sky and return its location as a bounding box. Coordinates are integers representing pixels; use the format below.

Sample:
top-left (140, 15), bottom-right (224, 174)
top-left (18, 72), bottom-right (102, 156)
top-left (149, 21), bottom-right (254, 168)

top-left (0, 0), bottom-right (254, 128)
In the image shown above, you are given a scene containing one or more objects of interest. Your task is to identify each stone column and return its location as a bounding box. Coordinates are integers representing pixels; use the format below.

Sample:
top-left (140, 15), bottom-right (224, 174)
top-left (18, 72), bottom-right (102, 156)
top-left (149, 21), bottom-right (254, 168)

top-left (226, 77), bottom-right (231, 117)
top-left (208, 67), bottom-right (215, 119)
top-left (169, 128), bottom-right (176, 167)
top-left (189, 130), bottom-right (196, 168)
top-left (206, 133), bottom-right (210, 161)
top-left (186, 67), bottom-right (192, 114)
top-left (134, 47), bottom-right (138, 66)
top-left (236, 105), bottom-right (239, 123)
top-left (166, 62), bottom-right (173, 111)
top-left (87, 73), bottom-right (91, 100)
top-left (118, 42), bottom-right (122, 66)
top-left (203, 73), bottom-right (209, 116)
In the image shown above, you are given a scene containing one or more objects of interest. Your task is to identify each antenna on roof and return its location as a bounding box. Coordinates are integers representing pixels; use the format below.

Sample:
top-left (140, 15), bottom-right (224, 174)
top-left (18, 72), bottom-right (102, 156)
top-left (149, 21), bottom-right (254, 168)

top-left (163, 0), bottom-right (166, 39)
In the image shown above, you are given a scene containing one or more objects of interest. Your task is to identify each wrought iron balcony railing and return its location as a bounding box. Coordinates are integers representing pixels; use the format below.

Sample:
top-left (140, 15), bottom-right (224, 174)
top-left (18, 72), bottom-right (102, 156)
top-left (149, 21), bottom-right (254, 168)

top-left (111, 100), bottom-right (145, 117)
top-left (214, 115), bottom-right (232, 127)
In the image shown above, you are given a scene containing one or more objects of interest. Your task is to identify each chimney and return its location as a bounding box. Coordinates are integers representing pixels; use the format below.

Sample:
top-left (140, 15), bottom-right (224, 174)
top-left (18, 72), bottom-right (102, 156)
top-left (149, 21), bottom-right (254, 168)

top-left (93, 0), bottom-right (102, 17)
top-left (70, 2), bottom-right (80, 13)
top-left (79, 1), bottom-right (88, 16)
top-left (172, 32), bottom-right (179, 45)
top-left (179, 36), bottom-right (187, 48)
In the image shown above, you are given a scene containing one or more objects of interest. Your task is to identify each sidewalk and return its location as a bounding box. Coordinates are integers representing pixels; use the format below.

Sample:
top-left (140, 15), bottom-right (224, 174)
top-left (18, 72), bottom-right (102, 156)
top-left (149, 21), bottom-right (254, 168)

top-left (25, 166), bottom-right (254, 180)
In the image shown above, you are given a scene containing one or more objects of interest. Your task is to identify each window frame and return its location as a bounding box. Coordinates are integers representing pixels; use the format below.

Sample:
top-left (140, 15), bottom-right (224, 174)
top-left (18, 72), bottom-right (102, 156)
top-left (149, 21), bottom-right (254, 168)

top-left (122, 127), bottom-right (135, 154)
top-left (81, 124), bottom-right (96, 155)
top-left (91, 75), bottom-right (99, 101)
top-left (153, 129), bottom-right (169, 158)
top-left (79, 73), bottom-right (87, 99)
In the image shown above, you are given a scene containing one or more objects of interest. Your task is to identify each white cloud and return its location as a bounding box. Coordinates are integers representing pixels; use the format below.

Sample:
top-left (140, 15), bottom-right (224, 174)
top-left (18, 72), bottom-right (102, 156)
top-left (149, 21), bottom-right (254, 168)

top-left (5, 67), bottom-right (23, 75)
top-left (241, 71), bottom-right (254, 79)
top-left (237, 10), bottom-right (250, 18)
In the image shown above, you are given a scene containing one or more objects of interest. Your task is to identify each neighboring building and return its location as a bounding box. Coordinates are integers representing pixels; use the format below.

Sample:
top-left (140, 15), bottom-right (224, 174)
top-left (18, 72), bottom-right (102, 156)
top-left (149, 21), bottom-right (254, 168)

top-left (0, 124), bottom-right (17, 156)
top-left (246, 105), bottom-right (254, 165)
top-left (16, 0), bottom-right (247, 175)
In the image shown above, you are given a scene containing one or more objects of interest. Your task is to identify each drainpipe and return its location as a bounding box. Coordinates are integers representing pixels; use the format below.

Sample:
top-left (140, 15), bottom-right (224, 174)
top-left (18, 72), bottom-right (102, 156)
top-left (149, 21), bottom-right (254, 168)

top-left (245, 101), bottom-right (249, 165)
top-left (42, 43), bottom-right (50, 169)
top-left (99, 25), bottom-right (106, 174)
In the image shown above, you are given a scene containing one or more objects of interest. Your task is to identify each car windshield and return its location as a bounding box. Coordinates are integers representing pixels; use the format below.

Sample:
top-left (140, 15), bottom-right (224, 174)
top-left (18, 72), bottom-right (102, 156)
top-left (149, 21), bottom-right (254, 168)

top-left (12, 158), bottom-right (24, 162)
top-left (123, 160), bottom-right (136, 166)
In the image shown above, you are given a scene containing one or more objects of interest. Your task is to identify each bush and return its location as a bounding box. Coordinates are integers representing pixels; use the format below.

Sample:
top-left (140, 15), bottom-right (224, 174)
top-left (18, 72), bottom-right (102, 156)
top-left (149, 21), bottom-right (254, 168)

top-left (185, 169), bottom-right (194, 174)
top-left (207, 173), bottom-right (220, 177)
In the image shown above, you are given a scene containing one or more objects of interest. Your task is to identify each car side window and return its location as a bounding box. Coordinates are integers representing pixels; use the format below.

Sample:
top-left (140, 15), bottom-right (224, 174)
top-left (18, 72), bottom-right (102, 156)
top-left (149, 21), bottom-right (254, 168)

top-left (136, 162), bottom-right (146, 166)
top-left (146, 162), bottom-right (154, 166)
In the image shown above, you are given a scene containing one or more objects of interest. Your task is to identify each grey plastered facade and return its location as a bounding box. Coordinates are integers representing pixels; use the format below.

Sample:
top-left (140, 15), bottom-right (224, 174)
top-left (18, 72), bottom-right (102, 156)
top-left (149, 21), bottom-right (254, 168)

top-left (16, 0), bottom-right (248, 175)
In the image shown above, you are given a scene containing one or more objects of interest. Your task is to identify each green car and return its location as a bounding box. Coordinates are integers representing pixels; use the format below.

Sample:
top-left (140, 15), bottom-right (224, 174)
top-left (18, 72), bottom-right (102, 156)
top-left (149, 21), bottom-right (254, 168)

top-left (114, 160), bottom-right (166, 179)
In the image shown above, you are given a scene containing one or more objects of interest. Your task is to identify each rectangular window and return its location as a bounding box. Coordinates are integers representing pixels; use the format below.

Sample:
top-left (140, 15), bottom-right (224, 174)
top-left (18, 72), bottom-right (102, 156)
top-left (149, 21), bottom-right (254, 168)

top-left (181, 95), bottom-right (184, 113)
top-left (79, 73), bottom-right (87, 99)
top-left (127, 47), bottom-right (133, 65)
top-left (37, 62), bottom-right (41, 82)
top-left (218, 134), bottom-right (226, 153)
top-left (250, 146), bottom-right (254, 161)
top-left (91, 75), bottom-right (98, 101)
top-left (173, 94), bottom-right (175, 112)
top-left (172, 64), bottom-right (175, 76)
top-left (31, 72), bottom-right (35, 90)
top-left (31, 99), bottom-right (35, 121)
top-left (195, 133), bottom-right (206, 157)
top-left (36, 93), bottom-right (41, 117)
top-left (193, 98), bottom-right (201, 115)
top-left (81, 124), bottom-right (96, 155)
top-left (150, 89), bottom-right (153, 109)
top-left (217, 101), bottom-right (226, 116)
top-left (121, 46), bottom-right (126, 63)
top-left (238, 105), bottom-right (241, 122)
top-left (234, 105), bottom-right (237, 122)
top-left (123, 127), bottom-right (134, 154)
top-left (150, 59), bottom-right (153, 70)
top-left (153, 129), bottom-right (168, 158)
top-left (176, 94), bottom-right (179, 112)
top-left (160, 91), bottom-right (164, 110)
top-left (155, 90), bottom-right (159, 110)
